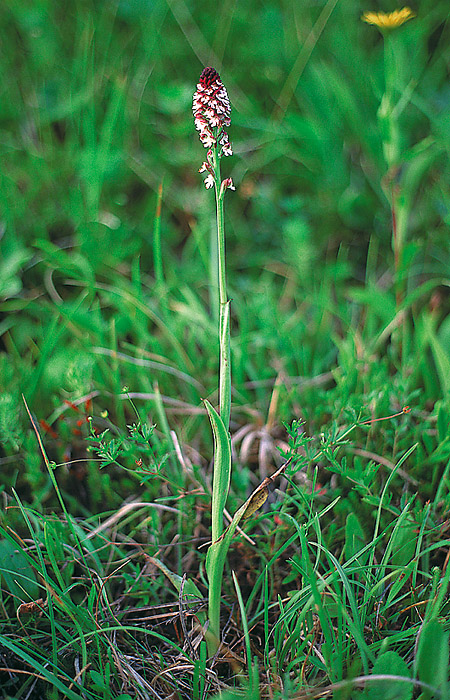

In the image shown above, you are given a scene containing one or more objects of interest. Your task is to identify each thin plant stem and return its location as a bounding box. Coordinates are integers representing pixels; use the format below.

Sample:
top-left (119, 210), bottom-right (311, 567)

top-left (212, 147), bottom-right (226, 307)
top-left (390, 181), bottom-right (402, 309)
top-left (209, 212), bottom-right (219, 323)
top-left (212, 145), bottom-right (231, 430)
top-left (380, 31), bottom-right (411, 313)
top-left (208, 139), bottom-right (232, 653)
top-left (153, 179), bottom-right (164, 287)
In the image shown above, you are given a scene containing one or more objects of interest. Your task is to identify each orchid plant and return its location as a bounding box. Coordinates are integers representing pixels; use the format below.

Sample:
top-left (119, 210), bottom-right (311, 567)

top-left (192, 67), bottom-right (291, 657)
top-left (192, 67), bottom-right (235, 652)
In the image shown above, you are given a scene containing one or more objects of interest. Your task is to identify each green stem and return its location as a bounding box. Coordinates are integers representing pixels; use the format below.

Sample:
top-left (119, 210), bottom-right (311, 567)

top-left (206, 143), bottom-right (233, 654)
top-left (209, 215), bottom-right (219, 324)
top-left (212, 146), bottom-right (231, 429)
top-left (213, 149), bottom-right (226, 307)
top-left (380, 32), bottom-right (404, 311)
top-left (153, 179), bottom-right (164, 286)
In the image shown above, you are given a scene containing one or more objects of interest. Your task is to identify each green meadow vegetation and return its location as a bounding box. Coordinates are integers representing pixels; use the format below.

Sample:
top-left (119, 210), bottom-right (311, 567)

top-left (1, 0), bottom-right (450, 698)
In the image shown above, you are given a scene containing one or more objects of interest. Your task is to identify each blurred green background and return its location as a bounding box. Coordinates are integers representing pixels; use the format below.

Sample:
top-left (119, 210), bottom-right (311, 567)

top-left (2, 6), bottom-right (450, 695)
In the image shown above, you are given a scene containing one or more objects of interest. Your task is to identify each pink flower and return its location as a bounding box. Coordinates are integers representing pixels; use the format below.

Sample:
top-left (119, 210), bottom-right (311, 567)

top-left (219, 178), bottom-right (235, 197)
top-left (199, 160), bottom-right (216, 189)
top-left (193, 67), bottom-right (232, 158)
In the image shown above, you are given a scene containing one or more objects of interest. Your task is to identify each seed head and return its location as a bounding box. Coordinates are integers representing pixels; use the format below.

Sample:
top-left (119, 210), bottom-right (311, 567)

top-left (193, 67), bottom-right (232, 157)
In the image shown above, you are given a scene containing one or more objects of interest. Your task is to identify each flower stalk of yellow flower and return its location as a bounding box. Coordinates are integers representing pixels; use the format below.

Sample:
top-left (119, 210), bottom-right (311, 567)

top-left (362, 8), bottom-right (416, 310)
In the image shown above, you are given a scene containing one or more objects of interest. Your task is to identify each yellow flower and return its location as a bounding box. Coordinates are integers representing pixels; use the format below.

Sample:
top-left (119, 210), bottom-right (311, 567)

top-left (362, 7), bottom-right (416, 30)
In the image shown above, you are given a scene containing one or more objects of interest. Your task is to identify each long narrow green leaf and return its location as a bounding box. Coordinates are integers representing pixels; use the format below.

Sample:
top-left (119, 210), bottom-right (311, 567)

top-left (206, 498), bottom-right (249, 652)
top-left (149, 556), bottom-right (206, 623)
top-left (204, 399), bottom-right (231, 544)
top-left (204, 398), bottom-right (232, 652)
top-left (204, 462), bottom-right (290, 652)
top-left (232, 571), bottom-right (253, 686)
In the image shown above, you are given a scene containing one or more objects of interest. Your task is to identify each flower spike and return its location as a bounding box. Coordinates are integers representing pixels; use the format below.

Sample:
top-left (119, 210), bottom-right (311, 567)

top-left (193, 67), bottom-right (232, 160)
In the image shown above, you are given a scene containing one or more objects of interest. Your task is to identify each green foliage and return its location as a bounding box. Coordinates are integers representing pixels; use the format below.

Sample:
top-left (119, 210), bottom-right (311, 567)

top-left (415, 619), bottom-right (450, 700)
top-left (0, 538), bottom-right (39, 600)
top-left (86, 418), bottom-right (162, 469)
top-left (364, 651), bottom-right (412, 700)
top-left (0, 392), bottom-right (21, 451)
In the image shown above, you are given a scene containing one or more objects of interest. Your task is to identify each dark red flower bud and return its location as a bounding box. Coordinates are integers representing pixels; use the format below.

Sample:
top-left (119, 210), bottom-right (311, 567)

top-left (199, 67), bottom-right (221, 88)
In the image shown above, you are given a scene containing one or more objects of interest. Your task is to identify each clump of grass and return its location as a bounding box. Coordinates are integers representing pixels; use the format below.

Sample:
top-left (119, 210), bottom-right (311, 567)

top-left (2, 410), bottom-right (450, 698)
top-left (1, 2), bottom-right (450, 699)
